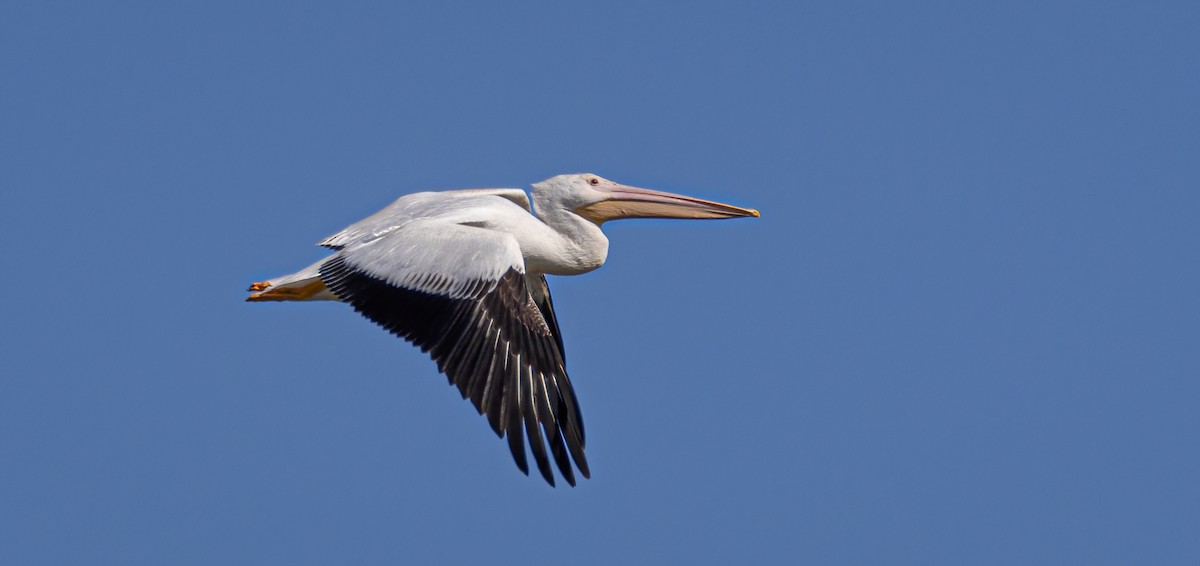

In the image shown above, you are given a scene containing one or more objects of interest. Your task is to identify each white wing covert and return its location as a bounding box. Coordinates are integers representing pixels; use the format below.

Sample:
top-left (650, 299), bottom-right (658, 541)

top-left (318, 189), bottom-right (532, 250)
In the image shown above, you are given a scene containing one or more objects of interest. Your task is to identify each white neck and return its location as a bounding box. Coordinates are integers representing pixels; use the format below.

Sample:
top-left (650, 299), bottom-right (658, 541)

top-left (527, 196), bottom-right (609, 276)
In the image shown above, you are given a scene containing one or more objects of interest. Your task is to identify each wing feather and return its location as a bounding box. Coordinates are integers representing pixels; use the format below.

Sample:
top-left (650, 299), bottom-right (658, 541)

top-left (318, 223), bottom-right (588, 486)
top-left (319, 190), bottom-right (532, 249)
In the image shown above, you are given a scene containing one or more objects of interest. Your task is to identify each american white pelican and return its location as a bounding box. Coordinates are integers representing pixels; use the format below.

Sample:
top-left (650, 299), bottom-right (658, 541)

top-left (247, 173), bottom-right (758, 486)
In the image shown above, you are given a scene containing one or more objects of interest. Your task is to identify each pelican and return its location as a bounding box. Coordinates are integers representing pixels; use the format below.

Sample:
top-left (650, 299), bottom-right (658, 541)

top-left (246, 173), bottom-right (758, 486)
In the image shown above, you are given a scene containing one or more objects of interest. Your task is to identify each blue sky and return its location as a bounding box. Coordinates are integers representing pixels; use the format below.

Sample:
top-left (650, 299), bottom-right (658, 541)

top-left (2, 1), bottom-right (1198, 564)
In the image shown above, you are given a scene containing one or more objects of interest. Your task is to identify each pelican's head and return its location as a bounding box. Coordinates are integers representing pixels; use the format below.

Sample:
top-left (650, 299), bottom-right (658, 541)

top-left (532, 173), bottom-right (760, 225)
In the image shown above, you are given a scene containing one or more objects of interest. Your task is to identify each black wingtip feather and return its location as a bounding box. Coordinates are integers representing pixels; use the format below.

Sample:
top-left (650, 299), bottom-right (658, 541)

top-left (505, 361), bottom-right (529, 476)
top-left (319, 256), bottom-right (589, 486)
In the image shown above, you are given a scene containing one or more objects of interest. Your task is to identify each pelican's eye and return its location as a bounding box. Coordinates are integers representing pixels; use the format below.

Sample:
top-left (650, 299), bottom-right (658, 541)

top-left (588, 177), bottom-right (600, 186)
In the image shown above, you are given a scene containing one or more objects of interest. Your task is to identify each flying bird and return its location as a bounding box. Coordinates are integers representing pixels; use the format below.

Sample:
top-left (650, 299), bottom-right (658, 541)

top-left (246, 173), bottom-right (758, 486)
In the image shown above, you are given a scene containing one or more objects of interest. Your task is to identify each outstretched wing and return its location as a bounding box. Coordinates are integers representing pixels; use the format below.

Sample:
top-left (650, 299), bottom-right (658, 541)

top-left (318, 220), bottom-right (588, 486)
top-left (318, 189), bottom-right (533, 250)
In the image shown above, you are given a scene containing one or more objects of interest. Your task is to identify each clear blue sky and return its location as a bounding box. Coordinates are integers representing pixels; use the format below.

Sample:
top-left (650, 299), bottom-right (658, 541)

top-left (3, 2), bottom-right (1198, 564)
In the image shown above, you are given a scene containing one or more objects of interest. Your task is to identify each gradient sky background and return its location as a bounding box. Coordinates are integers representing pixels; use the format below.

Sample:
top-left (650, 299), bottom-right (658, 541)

top-left (3, 2), bottom-right (1198, 564)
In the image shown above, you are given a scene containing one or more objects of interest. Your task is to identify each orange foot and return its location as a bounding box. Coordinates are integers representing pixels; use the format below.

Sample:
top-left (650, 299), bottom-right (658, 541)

top-left (248, 281), bottom-right (271, 292)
